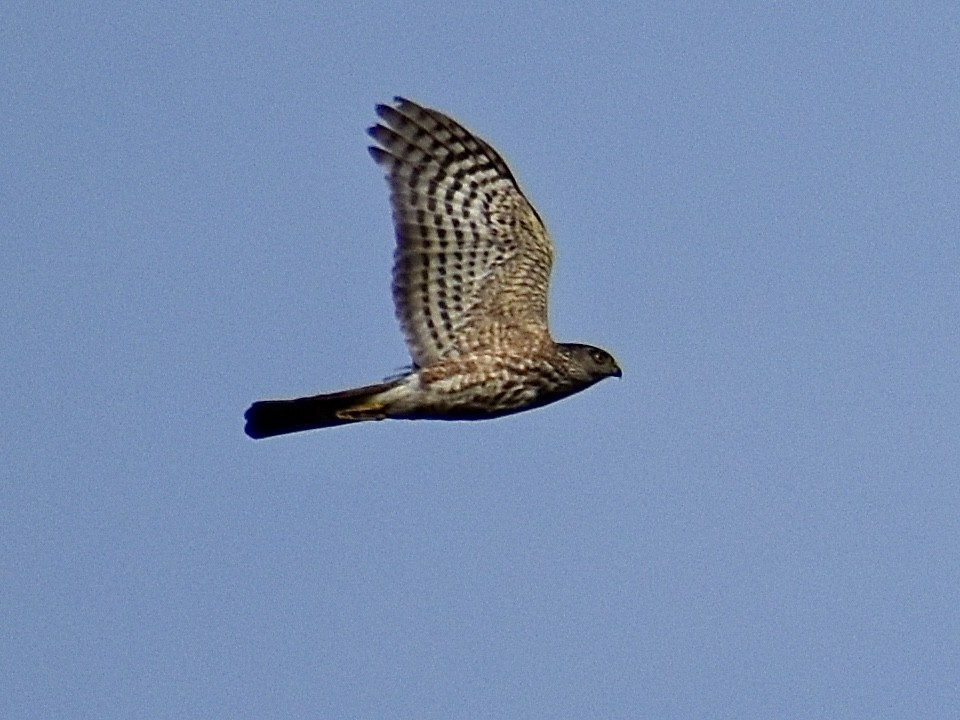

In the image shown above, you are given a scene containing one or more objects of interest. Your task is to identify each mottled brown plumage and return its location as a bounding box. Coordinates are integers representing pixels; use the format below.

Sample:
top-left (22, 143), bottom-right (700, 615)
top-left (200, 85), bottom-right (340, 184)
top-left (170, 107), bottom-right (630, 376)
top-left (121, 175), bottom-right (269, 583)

top-left (244, 97), bottom-right (620, 439)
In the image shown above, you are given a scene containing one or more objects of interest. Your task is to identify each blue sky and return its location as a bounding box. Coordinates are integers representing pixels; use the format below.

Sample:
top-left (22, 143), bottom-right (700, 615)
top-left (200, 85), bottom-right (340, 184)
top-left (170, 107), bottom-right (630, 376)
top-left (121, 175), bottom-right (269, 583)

top-left (4, 2), bottom-right (959, 718)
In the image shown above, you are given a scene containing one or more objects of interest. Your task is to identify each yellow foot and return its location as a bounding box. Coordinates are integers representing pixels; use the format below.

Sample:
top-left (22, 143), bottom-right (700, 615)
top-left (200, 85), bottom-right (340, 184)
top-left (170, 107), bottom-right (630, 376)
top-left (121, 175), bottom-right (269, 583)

top-left (336, 402), bottom-right (387, 422)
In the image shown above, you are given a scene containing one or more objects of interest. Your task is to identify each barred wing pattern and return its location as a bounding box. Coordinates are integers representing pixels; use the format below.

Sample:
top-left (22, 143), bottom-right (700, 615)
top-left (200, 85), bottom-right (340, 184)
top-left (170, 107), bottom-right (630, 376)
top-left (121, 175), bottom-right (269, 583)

top-left (368, 97), bottom-right (555, 367)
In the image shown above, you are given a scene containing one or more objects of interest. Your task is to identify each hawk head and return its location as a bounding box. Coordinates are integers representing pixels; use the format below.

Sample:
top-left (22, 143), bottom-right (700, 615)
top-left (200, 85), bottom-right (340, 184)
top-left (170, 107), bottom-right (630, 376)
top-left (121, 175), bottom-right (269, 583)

top-left (558, 343), bottom-right (622, 383)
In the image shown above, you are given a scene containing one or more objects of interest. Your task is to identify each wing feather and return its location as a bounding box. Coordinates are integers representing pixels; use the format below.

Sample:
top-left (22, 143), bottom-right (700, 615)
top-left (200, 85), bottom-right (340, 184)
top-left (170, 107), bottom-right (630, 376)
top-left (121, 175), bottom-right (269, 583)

top-left (368, 97), bottom-right (554, 366)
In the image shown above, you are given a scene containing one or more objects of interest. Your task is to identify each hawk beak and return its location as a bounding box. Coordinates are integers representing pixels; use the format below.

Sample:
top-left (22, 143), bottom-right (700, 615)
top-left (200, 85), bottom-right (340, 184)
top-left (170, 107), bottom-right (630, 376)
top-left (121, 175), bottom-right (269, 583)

top-left (613, 366), bottom-right (623, 378)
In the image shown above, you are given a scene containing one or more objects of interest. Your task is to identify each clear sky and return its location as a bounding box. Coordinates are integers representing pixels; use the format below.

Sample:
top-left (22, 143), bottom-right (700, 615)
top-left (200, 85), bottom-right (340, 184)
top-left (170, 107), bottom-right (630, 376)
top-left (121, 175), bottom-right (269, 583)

top-left (4, 2), bottom-right (960, 718)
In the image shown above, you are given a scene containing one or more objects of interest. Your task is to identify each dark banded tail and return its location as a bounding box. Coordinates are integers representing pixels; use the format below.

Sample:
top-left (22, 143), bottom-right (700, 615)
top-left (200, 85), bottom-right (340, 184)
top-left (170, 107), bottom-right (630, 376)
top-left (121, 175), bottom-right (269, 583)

top-left (244, 379), bottom-right (399, 438)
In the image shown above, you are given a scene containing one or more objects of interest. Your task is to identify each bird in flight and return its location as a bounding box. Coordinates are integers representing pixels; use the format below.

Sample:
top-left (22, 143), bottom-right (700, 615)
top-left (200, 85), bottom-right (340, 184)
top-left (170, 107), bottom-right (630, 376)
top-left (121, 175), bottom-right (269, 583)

top-left (244, 97), bottom-right (620, 438)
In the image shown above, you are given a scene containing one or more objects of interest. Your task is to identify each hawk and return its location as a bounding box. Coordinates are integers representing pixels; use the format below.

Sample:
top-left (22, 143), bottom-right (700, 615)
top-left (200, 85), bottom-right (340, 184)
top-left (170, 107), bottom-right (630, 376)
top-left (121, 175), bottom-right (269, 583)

top-left (244, 97), bottom-right (620, 438)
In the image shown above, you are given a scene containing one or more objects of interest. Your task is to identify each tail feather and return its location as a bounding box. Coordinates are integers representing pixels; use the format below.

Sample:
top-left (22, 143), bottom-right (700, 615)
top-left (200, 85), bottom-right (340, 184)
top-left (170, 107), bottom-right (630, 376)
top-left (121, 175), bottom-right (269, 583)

top-left (244, 380), bottom-right (399, 439)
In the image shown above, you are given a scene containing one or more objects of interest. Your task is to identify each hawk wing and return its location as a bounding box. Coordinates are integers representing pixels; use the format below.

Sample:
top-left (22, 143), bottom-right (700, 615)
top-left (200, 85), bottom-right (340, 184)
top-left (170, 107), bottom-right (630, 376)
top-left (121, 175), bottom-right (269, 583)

top-left (368, 97), bottom-right (554, 367)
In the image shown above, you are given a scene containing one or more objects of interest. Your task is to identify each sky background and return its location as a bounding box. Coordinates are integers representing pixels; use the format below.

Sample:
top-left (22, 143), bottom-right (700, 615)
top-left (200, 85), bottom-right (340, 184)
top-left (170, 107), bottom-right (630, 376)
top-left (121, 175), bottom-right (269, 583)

top-left (4, 2), bottom-right (960, 718)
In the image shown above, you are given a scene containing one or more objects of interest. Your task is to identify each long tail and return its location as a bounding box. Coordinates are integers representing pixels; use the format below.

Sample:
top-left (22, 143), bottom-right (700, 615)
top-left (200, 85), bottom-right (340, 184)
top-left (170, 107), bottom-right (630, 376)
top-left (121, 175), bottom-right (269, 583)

top-left (244, 379), bottom-right (400, 439)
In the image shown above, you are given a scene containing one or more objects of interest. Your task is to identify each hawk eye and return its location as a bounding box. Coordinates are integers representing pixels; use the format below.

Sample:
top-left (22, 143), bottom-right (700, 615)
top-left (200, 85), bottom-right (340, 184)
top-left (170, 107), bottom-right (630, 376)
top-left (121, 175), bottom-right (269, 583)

top-left (590, 349), bottom-right (606, 364)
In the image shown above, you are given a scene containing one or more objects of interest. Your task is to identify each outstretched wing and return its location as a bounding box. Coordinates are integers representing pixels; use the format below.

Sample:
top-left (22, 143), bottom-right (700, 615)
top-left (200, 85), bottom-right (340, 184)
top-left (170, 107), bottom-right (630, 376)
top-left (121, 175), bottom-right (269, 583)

top-left (368, 97), bottom-right (554, 367)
